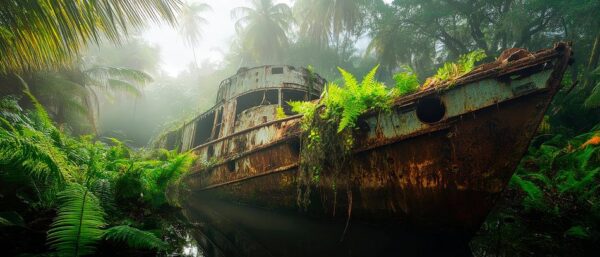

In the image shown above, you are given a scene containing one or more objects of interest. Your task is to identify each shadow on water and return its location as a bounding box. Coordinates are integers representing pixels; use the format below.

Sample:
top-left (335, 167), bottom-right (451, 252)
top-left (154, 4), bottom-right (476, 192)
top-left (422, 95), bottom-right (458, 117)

top-left (175, 192), bottom-right (474, 257)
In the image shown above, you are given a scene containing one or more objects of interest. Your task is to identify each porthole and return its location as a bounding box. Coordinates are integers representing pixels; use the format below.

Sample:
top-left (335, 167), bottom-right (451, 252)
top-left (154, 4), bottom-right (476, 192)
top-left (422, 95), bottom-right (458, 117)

top-left (227, 160), bottom-right (236, 172)
top-left (416, 97), bottom-right (446, 123)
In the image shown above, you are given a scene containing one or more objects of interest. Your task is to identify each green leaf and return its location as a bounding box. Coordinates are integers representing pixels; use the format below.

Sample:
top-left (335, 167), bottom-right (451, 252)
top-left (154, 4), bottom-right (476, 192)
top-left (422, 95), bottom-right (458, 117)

top-left (393, 66), bottom-right (420, 96)
top-left (0, 211), bottom-right (25, 227)
top-left (511, 174), bottom-right (545, 210)
top-left (47, 184), bottom-right (106, 257)
top-left (565, 226), bottom-right (589, 239)
top-left (584, 82), bottom-right (600, 108)
top-left (103, 225), bottom-right (167, 250)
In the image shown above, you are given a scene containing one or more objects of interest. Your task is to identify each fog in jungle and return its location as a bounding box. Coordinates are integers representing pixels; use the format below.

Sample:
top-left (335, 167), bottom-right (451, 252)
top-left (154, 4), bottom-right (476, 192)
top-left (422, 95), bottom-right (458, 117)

top-left (90, 0), bottom-right (596, 148)
top-left (94, 0), bottom-right (381, 146)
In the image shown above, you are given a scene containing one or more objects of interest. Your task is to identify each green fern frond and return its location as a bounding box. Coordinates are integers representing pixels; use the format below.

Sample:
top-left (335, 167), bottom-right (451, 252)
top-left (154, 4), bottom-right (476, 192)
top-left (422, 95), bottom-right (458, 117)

top-left (361, 65), bottom-right (380, 90)
top-left (511, 174), bottom-right (545, 210)
top-left (142, 152), bottom-right (196, 207)
top-left (103, 225), bottom-right (167, 250)
top-left (0, 127), bottom-right (74, 184)
top-left (429, 49), bottom-right (487, 83)
top-left (584, 82), bottom-right (600, 108)
top-left (337, 67), bottom-right (359, 92)
top-left (338, 99), bottom-right (365, 132)
top-left (17, 75), bottom-right (55, 131)
top-left (458, 49), bottom-right (487, 72)
top-left (154, 152), bottom-right (196, 189)
top-left (565, 225), bottom-right (590, 239)
top-left (393, 66), bottom-right (420, 96)
top-left (288, 100), bottom-right (318, 130)
top-left (275, 106), bottom-right (287, 119)
top-left (47, 183), bottom-right (106, 257)
top-left (0, 211), bottom-right (25, 227)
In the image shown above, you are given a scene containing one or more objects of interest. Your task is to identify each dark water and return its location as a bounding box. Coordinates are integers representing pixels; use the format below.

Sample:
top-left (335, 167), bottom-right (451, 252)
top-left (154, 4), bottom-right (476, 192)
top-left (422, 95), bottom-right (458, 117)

top-left (175, 193), bottom-right (473, 257)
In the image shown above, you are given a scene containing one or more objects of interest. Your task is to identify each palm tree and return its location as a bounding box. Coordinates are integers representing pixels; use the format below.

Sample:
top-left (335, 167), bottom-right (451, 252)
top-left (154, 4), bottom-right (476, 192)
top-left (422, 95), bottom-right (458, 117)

top-left (0, 0), bottom-right (181, 74)
top-left (178, 1), bottom-right (212, 68)
top-left (366, 3), bottom-right (435, 79)
top-left (231, 0), bottom-right (293, 65)
top-left (294, 0), bottom-right (364, 49)
top-left (27, 62), bottom-right (153, 134)
top-left (366, 5), bottom-right (407, 77)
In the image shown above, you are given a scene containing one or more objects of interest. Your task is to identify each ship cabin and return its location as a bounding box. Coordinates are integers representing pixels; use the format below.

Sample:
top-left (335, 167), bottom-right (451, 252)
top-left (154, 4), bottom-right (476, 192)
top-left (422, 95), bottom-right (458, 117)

top-left (156, 65), bottom-right (326, 152)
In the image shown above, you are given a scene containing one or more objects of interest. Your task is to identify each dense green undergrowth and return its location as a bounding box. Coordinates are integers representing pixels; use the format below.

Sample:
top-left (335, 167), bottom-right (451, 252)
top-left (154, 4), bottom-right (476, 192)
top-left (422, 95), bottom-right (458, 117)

top-left (472, 124), bottom-right (600, 256)
top-left (471, 67), bottom-right (600, 256)
top-left (0, 90), bottom-right (196, 256)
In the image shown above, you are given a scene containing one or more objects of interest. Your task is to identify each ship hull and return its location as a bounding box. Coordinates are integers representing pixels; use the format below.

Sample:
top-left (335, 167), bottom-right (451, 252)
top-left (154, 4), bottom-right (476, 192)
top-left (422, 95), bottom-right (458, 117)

top-left (186, 87), bottom-right (554, 233)
top-left (178, 43), bottom-right (572, 256)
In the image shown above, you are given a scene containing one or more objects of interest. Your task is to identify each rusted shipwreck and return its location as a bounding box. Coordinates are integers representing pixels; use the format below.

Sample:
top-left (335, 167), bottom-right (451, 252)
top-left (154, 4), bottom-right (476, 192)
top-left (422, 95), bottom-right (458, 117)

top-left (157, 43), bottom-right (572, 243)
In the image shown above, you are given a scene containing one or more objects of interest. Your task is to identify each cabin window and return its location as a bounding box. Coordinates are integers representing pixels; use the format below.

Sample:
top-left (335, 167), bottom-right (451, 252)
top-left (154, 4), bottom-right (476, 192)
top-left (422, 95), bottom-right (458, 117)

top-left (165, 131), bottom-right (177, 150)
top-left (193, 112), bottom-right (215, 147)
top-left (281, 89), bottom-right (308, 115)
top-left (213, 107), bottom-right (223, 139)
top-left (235, 90), bottom-right (278, 116)
top-left (416, 97), bottom-right (446, 124)
top-left (271, 67), bottom-right (284, 74)
top-left (207, 145), bottom-right (214, 158)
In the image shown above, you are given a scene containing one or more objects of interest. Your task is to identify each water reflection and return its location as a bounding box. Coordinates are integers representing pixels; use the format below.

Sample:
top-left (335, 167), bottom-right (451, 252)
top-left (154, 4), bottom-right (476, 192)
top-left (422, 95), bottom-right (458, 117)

top-left (181, 234), bottom-right (203, 257)
top-left (178, 192), bottom-right (473, 257)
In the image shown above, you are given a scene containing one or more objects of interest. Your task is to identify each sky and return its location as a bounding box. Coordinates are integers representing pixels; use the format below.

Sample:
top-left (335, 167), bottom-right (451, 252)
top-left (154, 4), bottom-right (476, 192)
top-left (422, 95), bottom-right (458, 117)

top-left (142, 0), bottom-right (393, 76)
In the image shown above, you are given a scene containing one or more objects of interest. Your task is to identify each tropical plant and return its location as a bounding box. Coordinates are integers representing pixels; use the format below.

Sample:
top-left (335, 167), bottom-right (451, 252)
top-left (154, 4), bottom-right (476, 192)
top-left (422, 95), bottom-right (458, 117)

top-left (393, 66), bottom-right (420, 96)
top-left (27, 63), bottom-right (153, 133)
top-left (294, 0), bottom-right (365, 49)
top-left (231, 0), bottom-right (293, 64)
top-left (0, 91), bottom-right (196, 256)
top-left (584, 66), bottom-right (600, 108)
top-left (473, 124), bottom-right (600, 256)
top-left (103, 225), bottom-right (168, 250)
top-left (0, 0), bottom-right (181, 73)
top-left (179, 1), bottom-right (212, 67)
top-left (47, 184), bottom-right (106, 257)
top-left (423, 49), bottom-right (487, 88)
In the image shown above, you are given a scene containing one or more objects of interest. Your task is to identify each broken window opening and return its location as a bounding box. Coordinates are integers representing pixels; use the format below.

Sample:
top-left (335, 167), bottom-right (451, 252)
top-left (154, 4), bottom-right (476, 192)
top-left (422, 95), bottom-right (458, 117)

top-left (193, 112), bottom-right (215, 147)
top-left (165, 131), bottom-right (177, 150)
top-left (235, 90), bottom-right (278, 116)
top-left (281, 89), bottom-right (309, 115)
top-left (271, 67), bottom-right (284, 74)
top-left (213, 107), bottom-right (224, 140)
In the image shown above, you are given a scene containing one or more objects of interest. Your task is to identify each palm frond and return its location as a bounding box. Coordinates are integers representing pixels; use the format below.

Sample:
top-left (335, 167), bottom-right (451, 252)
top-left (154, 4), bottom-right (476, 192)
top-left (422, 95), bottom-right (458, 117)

top-left (0, 0), bottom-right (181, 73)
top-left (17, 75), bottom-right (55, 131)
top-left (103, 225), bottom-right (167, 250)
top-left (0, 127), bottom-right (74, 184)
top-left (47, 184), bottom-right (106, 257)
top-left (584, 82), bottom-right (600, 108)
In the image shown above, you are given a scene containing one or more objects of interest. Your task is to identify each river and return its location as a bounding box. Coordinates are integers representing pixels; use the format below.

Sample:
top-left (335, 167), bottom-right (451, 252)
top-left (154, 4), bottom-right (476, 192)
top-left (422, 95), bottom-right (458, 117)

top-left (174, 192), bottom-right (474, 257)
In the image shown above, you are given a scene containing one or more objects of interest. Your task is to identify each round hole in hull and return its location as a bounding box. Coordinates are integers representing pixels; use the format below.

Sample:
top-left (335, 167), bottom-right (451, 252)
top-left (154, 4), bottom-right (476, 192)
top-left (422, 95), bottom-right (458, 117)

top-left (227, 160), bottom-right (236, 172)
top-left (416, 97), bottom-right (446, 123)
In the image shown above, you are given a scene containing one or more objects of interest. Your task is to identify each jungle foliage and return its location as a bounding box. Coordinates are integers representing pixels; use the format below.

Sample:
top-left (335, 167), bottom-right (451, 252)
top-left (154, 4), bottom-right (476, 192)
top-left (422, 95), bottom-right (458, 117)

top-left (472, 123), bottom-right (600, 256)
top-left (2, 0), bottom-right (600, 256)
top-left (0, 91), bottom-right (195, 256)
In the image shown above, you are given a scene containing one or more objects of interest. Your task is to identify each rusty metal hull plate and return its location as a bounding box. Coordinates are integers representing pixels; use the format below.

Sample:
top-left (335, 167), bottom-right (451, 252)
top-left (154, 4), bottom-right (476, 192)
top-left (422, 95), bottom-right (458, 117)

top-left (185, 89), bottom-right (553, 234)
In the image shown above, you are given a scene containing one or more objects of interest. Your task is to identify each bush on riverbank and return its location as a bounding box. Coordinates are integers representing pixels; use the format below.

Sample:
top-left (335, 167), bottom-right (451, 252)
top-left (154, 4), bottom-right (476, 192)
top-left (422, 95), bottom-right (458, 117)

top-left (0, 91), bottom-right (195, 256)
